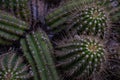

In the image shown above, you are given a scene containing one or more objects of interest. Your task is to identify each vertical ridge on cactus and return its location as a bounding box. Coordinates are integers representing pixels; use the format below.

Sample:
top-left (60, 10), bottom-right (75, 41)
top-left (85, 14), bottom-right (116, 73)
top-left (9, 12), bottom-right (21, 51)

top-left (55, 35), bottom-right (105, 80)
top-left (0, 52), bottom-right (31, 80)
top-left (0, 10), bottom-right (29, 45)
top-left (21, 38), bottom-right (40, 80)
top-left (46, 0), bottom-right (120, 37)
top-left (0, 0), bottom-right (31, 22)
top-left (20, 28), bottom-right (59, 80)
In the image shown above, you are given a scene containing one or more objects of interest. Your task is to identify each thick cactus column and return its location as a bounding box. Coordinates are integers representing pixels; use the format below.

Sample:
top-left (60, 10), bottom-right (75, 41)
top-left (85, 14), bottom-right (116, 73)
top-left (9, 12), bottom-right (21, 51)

top-left (55, 35), bottom-right (105, 80)
top-left (20, 29), bottom-right (59, 80)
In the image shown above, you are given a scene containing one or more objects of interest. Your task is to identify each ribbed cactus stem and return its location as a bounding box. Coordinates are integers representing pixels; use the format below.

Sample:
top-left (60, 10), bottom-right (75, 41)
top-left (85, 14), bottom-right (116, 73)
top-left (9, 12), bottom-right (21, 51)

top-left (20, 38), bottom-right (40, 80)
top-left (20, 29), bottom-right (59, 80)
top-left (0, 0), bottom-right (31, 22)
top-left (0, 53), bottom-right (31, 80)
top-left (0, 10), bottom-right (29, 45)
top-left (55, 35), bottom-right (105, 80)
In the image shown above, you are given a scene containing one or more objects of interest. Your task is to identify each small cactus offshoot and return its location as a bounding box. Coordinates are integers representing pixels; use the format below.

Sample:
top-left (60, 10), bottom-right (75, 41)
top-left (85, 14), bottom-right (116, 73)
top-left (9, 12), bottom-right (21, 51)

top-left (20, 28), bottom-right (59, 80)
top-left (55, 35), bottom-right (105, 80)
top-left (46, 0), bottom-right (120, 37)
top-left (0, 52), bottom-right (31, 80)
top-left (0, 10), bottom-right (29, 45)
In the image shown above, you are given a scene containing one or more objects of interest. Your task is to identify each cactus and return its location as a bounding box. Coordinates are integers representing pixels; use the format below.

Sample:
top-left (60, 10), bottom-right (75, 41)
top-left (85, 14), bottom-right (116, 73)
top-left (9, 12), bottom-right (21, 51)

top-left (0, 0), bottom-right (119, 80)
top-left (0, 37), bottom-right (12, 45)
top-left (0, 52), bottom-right (31, 80)
top-left (20, 29), bottom-right (59, 80)
top-left (0, 10), bottom-right (29, 45)
top-left (0, 0), bottom-right (31, 22)
top-left (46, 0), bottom-right (120, 37)
top-left (55, 35), bottom-right (105, 80)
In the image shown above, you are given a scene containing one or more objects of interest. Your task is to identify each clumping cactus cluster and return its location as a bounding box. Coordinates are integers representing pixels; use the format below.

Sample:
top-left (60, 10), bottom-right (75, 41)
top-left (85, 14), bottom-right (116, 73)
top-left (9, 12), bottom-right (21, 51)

top-left (0, 0), bottom-right (119, 80)
top-left (46, 0), bottom-right (120, 37)
top-left (46, 5), bottom-right (108, 37)
top-left (45, 0), bottom-right (120, 80)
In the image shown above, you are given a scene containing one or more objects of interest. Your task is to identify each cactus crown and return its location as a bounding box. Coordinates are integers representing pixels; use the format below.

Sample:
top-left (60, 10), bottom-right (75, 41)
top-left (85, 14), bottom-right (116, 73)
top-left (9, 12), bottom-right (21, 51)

top-left (55, 35), bottom-right (105, 80)
top-left (0, 52), bottom-right (31, 80)
top-left (70, 5), bottom-right (107, 37)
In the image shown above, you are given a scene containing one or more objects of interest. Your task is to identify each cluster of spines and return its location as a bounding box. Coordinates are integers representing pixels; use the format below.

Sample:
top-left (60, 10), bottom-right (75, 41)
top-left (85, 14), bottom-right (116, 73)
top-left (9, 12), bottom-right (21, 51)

top-left (55, 35), bottom-right (104, 80)
top-left (0, 10), bottom-right (29, 45)
top-left (0, 52), bottom-right (31, 80)
top-left (20, 29), bottom-right (59, 80)
top-left (0, 0), bottom-right (31, 22)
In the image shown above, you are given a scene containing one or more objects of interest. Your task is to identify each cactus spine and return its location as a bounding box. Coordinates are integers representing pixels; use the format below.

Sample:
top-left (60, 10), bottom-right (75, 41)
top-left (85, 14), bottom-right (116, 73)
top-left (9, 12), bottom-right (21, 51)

top-left (20, 29), bottom-right (59, 80)
top-left (55, 35), bottom-right (105, 80)
top-left (0, 10), bottom-right (29, 45)
top-left (0, 52), bottom-right (31, 80)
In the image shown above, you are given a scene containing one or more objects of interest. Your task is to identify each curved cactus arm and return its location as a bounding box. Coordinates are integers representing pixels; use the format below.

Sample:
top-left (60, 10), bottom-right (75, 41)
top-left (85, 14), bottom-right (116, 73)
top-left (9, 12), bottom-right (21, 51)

top-left (0, 10), bottom-right (29, 45)
top-left (20, 29), bottom-right (59, 80)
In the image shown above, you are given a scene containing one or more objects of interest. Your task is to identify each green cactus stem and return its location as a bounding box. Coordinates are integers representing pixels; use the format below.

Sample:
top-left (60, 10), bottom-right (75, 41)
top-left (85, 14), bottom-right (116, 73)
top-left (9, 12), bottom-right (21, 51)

top-left (20, 28), bottom-right (59, 80)
top-left (0, 37), bottom-right (12, 45)
top-left (46, 0), bottom-right (120, 37)
top-left (0, 52), bottom-right (31, 80)
top-left (55, 35), bottom-right (105, 80)
top-left (0, 0), bottom-right (31, 22)
top-left (0, 10), bottom-right (29, 45)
